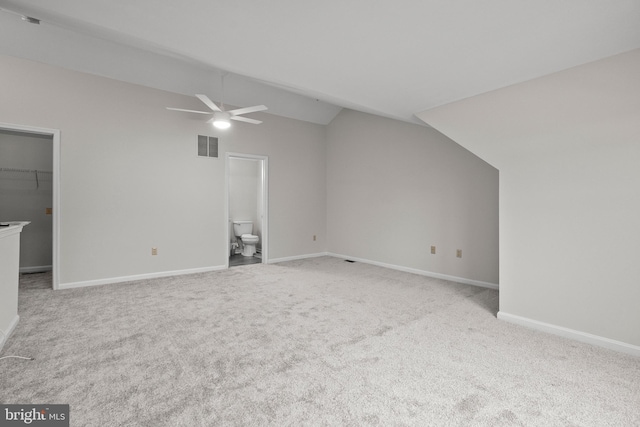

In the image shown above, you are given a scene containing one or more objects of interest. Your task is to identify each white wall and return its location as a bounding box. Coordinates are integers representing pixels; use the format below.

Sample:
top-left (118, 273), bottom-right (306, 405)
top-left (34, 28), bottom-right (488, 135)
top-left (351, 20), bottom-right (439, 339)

top-left (0, 54), bottom-right (326, 286)
top-left (326, 109), bottom-right (499, 285)
top-left (0, 130), bottom-right (53, 270)
top-left (418, 49), bottom-right (640, 348)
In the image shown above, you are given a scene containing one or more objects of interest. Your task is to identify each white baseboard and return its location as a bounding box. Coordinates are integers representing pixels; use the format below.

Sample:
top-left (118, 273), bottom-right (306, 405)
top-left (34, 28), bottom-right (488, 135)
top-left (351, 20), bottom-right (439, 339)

top-left (59, 265), bottom-right (227, 290)
top-left (326, 252), bottom-right (499, 290)
top-left (498, 311), bottom-right (640, 357)
top-left (20, 265), bottom-right (52, 274)
top-left (268, 252), bottom-right (329, 264)
top-left (0, 315), bottom-right (20, 352)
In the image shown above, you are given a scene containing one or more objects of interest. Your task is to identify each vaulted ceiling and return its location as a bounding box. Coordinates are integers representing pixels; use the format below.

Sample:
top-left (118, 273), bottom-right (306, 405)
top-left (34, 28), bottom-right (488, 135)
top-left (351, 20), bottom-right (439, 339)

top-left (1, 0), bottom-right (640, 125)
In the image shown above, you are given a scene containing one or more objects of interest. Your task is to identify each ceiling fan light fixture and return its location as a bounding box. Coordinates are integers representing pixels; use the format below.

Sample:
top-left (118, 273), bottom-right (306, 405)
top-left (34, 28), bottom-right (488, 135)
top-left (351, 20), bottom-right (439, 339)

top-left (213, 119), bottom-right (231, 129)
top-left (212, 112), bottom-right (231, 129)
top-left (167, 93), bottom-right (266, 128)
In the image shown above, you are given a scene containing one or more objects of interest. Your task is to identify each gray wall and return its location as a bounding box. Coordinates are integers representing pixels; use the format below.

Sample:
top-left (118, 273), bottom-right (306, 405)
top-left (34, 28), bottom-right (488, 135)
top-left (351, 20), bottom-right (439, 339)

top-left (0, 130), bottom-right (53, 270)
top-left (419, 49), bottom-right (640, 348)
top-left (326, 109), bottom-right (499, 285)
top-left (0, 54), bottom-right (326, 285)
top-left (0, 53), bottom-right (499, 293)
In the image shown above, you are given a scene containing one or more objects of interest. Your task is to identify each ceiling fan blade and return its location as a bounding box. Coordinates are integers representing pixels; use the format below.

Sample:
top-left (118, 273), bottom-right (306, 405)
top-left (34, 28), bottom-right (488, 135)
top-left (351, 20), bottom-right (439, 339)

top-left (230, 116), bottom-right (262, 125)
top-left (227, 105), bottom-right (267, 116)
top-left (166, 107), bottom-right (212, 114)
top-left (195, 94), bottom-right (222, 112)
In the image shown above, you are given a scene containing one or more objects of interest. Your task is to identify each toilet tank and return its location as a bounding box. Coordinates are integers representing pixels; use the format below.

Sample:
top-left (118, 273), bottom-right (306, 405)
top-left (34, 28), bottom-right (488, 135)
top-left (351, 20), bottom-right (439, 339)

top-left (232, 221), bottom-right (253, 237)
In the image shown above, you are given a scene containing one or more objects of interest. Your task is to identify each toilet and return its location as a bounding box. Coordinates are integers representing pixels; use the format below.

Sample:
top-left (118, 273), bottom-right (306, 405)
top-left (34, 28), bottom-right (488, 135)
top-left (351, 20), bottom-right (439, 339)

top-left (232, 220), bottom-right (259, 257)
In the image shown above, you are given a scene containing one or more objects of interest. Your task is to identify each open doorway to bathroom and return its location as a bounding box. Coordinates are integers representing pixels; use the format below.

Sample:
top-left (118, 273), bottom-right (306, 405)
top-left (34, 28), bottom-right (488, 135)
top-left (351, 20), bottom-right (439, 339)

top-left (225, 153), bottom-right (268, 268)
top-left (0, 122), bottom-right (60, 290)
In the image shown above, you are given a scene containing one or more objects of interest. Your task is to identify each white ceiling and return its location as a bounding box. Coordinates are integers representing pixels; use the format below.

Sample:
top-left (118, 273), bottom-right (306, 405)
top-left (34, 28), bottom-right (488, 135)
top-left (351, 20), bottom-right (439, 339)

top-left (1, 0), bottom-right (640, 126)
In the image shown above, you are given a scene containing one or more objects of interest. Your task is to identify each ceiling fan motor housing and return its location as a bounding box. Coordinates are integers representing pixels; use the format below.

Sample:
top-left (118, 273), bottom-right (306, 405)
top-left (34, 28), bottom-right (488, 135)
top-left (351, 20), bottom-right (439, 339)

top-left (214, 111), bottom-right (231, 121)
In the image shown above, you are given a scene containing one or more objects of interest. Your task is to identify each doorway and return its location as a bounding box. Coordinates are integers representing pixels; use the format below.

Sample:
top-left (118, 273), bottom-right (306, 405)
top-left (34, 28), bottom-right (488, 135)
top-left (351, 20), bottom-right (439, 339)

top-left (225, 153), bottom-right (268, 268)
top-left (0, 122), bottom-right (60, 289)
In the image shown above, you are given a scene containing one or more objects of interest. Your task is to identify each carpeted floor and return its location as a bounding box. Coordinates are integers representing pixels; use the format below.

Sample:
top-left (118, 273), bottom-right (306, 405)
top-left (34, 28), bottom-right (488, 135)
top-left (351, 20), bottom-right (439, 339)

top-left (1, 256), bottom-right (638, 426)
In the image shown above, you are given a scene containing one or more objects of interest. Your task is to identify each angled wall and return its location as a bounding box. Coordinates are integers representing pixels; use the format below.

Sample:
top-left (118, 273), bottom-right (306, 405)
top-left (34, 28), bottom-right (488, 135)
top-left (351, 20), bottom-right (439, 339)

top-left (419, 49), bottom-right (640, 350)
top-left (326, 109), bottom-right (499, 286)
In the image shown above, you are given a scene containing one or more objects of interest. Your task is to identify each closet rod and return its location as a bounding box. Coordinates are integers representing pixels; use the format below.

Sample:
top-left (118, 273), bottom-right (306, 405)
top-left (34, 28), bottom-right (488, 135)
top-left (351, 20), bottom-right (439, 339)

top-left (0, 167), bottom-right (52, 174)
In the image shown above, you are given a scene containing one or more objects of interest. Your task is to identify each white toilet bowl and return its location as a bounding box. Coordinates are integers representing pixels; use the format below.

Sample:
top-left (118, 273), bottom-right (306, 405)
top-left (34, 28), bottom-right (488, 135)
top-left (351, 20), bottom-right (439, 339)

top-left (240, 234), bottom-right (259, 257)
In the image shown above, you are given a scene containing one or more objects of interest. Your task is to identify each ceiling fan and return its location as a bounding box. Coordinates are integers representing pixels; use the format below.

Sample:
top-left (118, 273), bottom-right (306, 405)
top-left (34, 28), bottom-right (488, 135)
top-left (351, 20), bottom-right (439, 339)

top-left (167, 94), bottom-right (267, 129)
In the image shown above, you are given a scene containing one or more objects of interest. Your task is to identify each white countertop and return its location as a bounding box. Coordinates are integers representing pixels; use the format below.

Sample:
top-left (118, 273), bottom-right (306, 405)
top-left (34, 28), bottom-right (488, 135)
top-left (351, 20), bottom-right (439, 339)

top-left (0, 221), bottom-right (30, 239)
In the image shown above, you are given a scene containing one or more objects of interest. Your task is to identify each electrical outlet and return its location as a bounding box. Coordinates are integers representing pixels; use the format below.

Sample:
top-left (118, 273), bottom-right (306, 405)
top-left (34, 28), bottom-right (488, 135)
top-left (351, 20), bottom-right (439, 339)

top-left (151, 248), bottom-right (158, 256)
top-left (456, 249), bottom-right (462, 258)
top-left (431, 246), bottom-right (436, 254)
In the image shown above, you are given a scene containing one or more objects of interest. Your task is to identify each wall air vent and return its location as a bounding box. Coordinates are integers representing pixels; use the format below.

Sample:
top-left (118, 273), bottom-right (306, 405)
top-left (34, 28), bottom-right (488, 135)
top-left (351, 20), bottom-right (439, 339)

top-left (197, 135), bottom-right (218, 158)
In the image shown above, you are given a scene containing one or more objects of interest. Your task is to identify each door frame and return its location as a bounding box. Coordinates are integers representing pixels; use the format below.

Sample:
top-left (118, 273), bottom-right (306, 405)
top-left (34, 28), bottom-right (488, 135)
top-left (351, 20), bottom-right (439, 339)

top-left (225, 152), bottom-right (269, 267)
top-left (0, 122), bottom-right (61, 290)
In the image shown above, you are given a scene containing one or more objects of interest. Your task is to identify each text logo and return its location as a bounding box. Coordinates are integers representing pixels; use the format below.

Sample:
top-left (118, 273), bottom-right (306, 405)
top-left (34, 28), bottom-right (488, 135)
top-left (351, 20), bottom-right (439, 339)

top-left (0, 405), bottom-right (69, 426)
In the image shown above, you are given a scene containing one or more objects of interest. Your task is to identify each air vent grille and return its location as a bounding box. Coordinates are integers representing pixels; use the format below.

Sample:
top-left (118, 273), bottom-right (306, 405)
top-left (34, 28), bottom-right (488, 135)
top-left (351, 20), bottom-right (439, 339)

top-left (197, 135), bottom-right (218, 158)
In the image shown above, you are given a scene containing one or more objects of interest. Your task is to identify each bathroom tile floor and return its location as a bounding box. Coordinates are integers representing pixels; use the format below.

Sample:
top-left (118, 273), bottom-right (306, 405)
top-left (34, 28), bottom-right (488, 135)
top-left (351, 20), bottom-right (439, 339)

top-left (229, 253), bottom-right (262, 267)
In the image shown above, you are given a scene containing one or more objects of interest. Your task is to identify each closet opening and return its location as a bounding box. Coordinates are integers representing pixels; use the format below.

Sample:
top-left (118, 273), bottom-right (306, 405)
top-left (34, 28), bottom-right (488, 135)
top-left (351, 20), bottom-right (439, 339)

top-left (0, 123), bottom-right (60, 289)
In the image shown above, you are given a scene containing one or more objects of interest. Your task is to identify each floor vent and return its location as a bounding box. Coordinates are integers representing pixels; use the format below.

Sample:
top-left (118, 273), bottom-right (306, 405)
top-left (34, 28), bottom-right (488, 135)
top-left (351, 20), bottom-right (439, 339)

top-left (197, 135), bottom-right (218, 158)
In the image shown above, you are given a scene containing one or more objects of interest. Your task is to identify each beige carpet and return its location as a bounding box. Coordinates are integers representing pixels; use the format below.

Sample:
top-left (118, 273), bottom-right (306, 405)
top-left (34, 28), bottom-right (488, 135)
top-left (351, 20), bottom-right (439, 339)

top-left (1, 256), bottom-right (638, 426)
